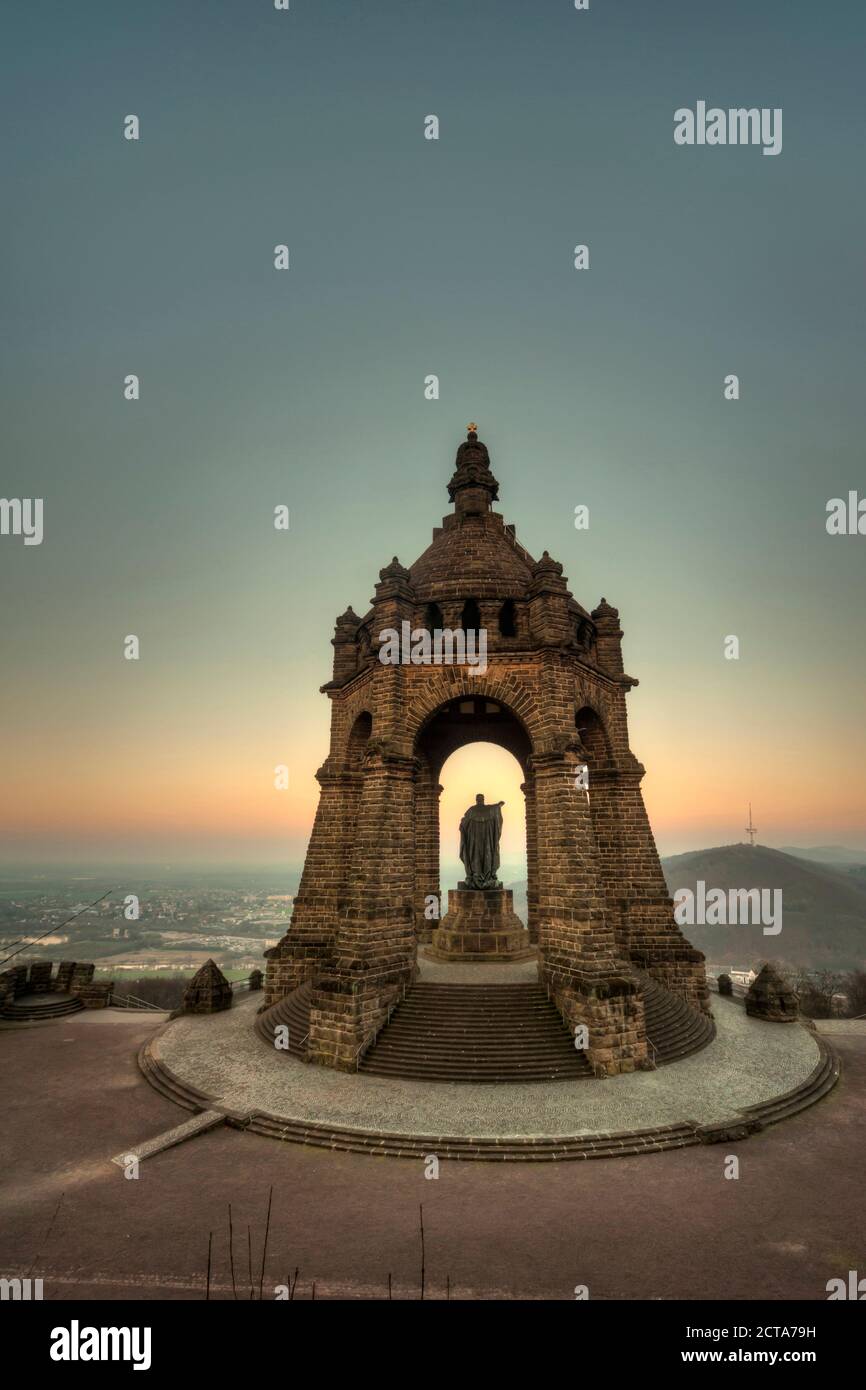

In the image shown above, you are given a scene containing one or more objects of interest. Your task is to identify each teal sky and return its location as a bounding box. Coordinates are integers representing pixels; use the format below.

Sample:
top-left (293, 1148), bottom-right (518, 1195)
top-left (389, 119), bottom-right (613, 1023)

top-left (2, 0), bottom-right (865, 867)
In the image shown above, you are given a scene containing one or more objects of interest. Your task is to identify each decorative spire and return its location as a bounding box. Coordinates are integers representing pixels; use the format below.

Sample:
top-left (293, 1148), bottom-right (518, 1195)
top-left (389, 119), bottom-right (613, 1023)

top-left (591, 597), bottom-right (620, 625)
top-left (447, 424), bottom-right (499, 513)
top-left (372, 555), bottom-right (414, 607)
top-left (378, 556), bottom-right (411, 583)
top-left (533, 550), bottom-right (564, 579)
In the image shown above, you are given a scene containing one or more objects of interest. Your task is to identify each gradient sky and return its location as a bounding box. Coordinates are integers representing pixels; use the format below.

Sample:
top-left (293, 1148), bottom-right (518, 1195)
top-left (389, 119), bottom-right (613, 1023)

top-left (2, 0), bottom-right (865, 871)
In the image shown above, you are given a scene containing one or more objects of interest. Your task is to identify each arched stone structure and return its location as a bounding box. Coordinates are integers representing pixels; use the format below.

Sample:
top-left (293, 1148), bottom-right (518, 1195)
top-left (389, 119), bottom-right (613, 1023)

top-left (265, 428), bottom-right (709, 1074)
top-left (414, 696), bottom-right (531, 942)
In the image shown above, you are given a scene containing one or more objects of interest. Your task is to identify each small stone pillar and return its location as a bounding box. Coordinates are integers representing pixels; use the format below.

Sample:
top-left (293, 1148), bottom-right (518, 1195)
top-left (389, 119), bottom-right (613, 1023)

top-left (69, 963), bottom-right (95, 999)
top-left (56, 961), bottom-right (77, 993)
top-left (745, 963), bottom-right (799, 1021)
top-left (28, 961), bottom-right (54, 993)
top-left (717, 973), bottom-right (733, 996)
top-left (76, 980), bottom-right (114, 1008)
top-left (182, 959), bottom-right (233, 1014)
top-left (248, 968), bottom-right (264, 992)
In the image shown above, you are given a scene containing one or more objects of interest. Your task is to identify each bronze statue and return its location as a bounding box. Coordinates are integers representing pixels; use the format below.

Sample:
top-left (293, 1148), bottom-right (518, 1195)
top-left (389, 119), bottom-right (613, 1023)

top-left (459, 794), bottom-right (505, 890)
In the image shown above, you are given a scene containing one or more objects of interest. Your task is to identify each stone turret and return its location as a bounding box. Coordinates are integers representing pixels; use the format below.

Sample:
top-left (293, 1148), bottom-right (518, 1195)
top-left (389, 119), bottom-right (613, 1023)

top-left (182, 959), bottom-right (233, 1015)
top-left (370, 557), bottom-right (415, 656)
top-left (528, 552), bottom-right (572, 646)
top-left (745, 963), bottom-right (799, 1022)
top-left (330, 606), bottom-right (361, 685)
top-left (592, 598), bottom-right (624, 676)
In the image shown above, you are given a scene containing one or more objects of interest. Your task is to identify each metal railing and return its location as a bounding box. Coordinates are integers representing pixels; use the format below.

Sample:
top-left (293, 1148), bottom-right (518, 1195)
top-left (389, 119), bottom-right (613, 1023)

top-left (109, 991), bottom-right (165, 1012)
top-left (230, 977), bottom-right (260, 995)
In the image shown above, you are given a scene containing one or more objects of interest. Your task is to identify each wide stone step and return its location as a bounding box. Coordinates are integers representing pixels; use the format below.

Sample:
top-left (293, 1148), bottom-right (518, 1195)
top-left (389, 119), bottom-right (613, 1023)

top-left (256, 975), bottom-right (714, 1082)
top-left (368, 1032), bottom-right (579, 1051)
top-left (137, 1043), bottom-right (209, 1112)
top-left (138, 1004), bottom-right (837, 1163)
top-left (244, 1109), bottom-right (700, 1160)
top-left (360, 983), bottom-right (592, 1082)
top-left (2, 995), bottom-right (85, 1021)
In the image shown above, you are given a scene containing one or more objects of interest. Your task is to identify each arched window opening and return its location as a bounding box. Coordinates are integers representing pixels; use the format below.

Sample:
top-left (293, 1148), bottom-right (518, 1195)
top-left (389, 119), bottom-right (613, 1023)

top-left (425, 602), bottom-right (444, 634)
top-left (461, 598), bottom-right (481, 631)
top-left (574, 706), bottom-right (609, 763)
top-left (499, 599), bottom-right (517, 637)
top-left (347, 711), bottom-right (373, 766)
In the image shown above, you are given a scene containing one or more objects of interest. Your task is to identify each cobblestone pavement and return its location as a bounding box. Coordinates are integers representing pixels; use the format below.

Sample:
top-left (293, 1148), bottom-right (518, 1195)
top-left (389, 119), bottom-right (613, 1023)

top-left (156, 992), bottom-right (818, 1139)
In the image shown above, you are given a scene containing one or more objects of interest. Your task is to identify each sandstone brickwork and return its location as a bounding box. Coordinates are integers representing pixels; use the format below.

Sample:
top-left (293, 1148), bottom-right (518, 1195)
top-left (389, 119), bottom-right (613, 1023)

top-left (745, 963), bottom-right (799, 1021)
top-left (183, 959), bottom-right (233, 1015)
top-left (27, 961), bottom-right (53, 993)
top-left (0, 960), bottom-right (113, 1010)
top-left (0, 971), bottom-right (17, 1010)
top-left (428, 887), bottom-right (535, 961)
top-left (56, 961), bottom-right (77, 993)
top-left (265, 429), bottom-right (710, 1075)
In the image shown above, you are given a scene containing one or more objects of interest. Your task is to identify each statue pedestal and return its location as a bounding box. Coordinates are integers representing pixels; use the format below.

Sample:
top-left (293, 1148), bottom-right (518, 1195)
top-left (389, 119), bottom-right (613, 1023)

top-left (426, 888), bottom-right (536, 962)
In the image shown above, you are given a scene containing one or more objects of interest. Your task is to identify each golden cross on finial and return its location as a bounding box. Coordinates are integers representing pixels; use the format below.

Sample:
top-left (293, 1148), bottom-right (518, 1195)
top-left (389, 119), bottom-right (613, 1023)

top-left (467, 422), bottom-right (477, 433)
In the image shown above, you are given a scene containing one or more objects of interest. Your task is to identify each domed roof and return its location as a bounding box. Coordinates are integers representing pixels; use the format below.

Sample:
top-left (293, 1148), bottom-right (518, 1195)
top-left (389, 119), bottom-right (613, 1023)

top-left (410, 513), bottom-right (535, 600)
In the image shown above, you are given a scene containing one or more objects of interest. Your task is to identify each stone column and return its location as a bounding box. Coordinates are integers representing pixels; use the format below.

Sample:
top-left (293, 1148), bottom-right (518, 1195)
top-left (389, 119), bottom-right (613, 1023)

top-left (533, 747), bottom-right (648, 1076)
top-left (28, 961), bottom-right (53, 993)
top-left (601, 758), bottom-right (710, 1015)
top-left (308, 746), bottom-right (418, 1070)
top-left (583, 762), bottom-right (629, 955)
top-left (264, 765), bottom-right (362, 1006)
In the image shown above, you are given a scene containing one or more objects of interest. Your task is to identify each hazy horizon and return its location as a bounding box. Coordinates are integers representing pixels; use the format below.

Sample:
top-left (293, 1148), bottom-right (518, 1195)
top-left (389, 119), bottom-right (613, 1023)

top-left (3, 0), bottom-right (864, 868)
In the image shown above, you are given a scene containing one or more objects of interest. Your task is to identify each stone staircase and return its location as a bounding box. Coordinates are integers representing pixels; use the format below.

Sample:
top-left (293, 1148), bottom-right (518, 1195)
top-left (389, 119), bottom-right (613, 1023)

top-left (137, 1039), bottom-right (221, 1113)
top-left (254, 983), bottom-right (313, 1059)
top-left (360, 983), bottom-right (592, 1082)
top-left (1, 992), bottom-right (85, 1023)
top-left (256, 973), bottom-right (714, 1082)
top-left (637, 973), bottom-right (715, 1064)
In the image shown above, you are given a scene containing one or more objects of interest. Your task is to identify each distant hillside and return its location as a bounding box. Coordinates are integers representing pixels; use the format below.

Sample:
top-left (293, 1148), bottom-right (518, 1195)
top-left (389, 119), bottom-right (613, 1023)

top-left (779, 844), bottom-right (866, 867)
top-left (662, 843), bottom-right (866, 973)
top-left (507, 844), bottom-right (866, 973)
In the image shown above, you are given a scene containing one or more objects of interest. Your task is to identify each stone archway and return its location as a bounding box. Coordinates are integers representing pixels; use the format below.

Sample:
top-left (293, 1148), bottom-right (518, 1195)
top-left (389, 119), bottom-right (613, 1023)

top-left (413, 695), bottom-right (534, 943)
top-left (265, 427), bottom-right (710, 1075)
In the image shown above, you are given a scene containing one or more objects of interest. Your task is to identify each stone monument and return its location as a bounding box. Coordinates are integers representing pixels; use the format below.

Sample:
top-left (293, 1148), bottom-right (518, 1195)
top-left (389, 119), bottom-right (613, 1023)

top-left (265, 425), bottom-right (710, 1076)
top-left (428, 796), bottom-right (535, 961)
